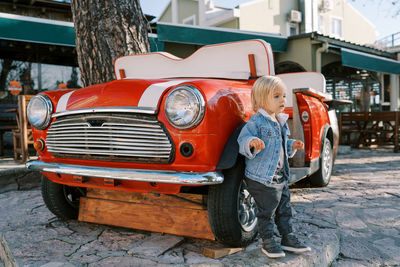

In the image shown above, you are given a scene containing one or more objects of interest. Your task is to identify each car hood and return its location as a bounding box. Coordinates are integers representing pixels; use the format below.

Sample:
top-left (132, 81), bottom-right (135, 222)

top-left (50, 78), bottom-right (196, 114)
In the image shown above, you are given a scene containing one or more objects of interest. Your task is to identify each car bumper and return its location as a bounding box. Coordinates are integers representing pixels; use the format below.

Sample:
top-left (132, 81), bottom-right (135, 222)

top-left (26, 161), bottom-right (224, 185)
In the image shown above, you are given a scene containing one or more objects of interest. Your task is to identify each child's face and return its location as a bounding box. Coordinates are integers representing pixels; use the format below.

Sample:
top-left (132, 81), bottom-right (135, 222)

top-left (264, 84), bottom-right (286, 115)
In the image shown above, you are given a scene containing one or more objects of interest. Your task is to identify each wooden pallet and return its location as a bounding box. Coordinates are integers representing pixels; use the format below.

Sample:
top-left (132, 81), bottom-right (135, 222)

top-left (78, 188), bottom-right (215, 240)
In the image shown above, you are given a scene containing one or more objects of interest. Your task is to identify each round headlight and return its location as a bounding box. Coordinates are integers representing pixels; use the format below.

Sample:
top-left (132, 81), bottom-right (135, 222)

top-left (27, 95), bottom-right (53, 130)
top-left (165, 85), bottom-right (205, 129)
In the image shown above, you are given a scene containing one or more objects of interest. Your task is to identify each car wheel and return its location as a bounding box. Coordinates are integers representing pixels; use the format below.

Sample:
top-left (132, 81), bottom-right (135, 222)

top-left (310, 138), bottom-right (333, 187)
top-left (41, 175), bottom-right (85, 220)
top-left (207, 159), bottom-right (258, 247)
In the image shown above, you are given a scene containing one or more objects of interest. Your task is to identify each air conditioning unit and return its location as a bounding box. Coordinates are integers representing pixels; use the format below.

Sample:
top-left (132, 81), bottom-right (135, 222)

top-left (288, 10), bottom-right (302, 23)
top-left (321, 0), bottom-right (334, 11)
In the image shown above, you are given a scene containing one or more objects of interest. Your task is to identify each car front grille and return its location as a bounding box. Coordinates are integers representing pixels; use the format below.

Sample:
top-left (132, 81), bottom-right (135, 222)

top-left (46, 113), bottom-right (174, 163)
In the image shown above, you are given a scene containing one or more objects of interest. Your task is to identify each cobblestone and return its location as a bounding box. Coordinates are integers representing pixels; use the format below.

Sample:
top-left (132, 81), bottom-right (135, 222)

top-left (1, 147), bottom-right (400, 266)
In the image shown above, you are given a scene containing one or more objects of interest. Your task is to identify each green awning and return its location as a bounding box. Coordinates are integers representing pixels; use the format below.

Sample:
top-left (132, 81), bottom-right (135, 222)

top-left (0, 13), bottom-right (75, 46)
top-left (157, 22), bottom-right (287, 52)
top-left (341, 48), bottom-right (400, 75)
top-left (1, 14), bottom-right (286, 53)
top-left (148, 34), bottom-right (164, 52)
top-left (0, 13), bottom-right (162, 52)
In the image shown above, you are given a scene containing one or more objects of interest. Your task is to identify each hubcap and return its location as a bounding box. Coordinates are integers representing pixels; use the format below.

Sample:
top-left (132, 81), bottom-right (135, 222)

top-left (238, 180), bottom-right (258, 232)
top-left (63, 186), bottom-right (85, 209)
top-left (323, 141), bottom-right (333, 181)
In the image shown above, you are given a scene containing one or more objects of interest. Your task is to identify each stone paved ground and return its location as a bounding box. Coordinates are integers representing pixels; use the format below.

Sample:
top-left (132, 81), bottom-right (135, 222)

top-left (0, 147), bottom-right (400, 266)
top-left (293, 148), bottom-right (400, 267)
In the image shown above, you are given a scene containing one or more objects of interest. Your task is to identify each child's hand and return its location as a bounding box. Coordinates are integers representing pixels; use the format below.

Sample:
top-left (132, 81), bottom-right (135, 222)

top-left (292, 140), bottom-right (304, 150)
top-left (249, 138), bottom-right (265, 151)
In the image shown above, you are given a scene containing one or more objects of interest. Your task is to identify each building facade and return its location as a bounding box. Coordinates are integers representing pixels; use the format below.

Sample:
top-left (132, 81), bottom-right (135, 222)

top-left (0, 0), bottom-right (79, 102)
top-left (158, 0), bottom-right (377, 45)
top-left (1, 0), bottom-right (399, 111)
top-left (157, 0), bottom-right (399, 111)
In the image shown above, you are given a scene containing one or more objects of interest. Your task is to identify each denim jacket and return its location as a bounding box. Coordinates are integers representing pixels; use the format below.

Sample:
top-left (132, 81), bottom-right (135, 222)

top-left (237, 109), bottom-right (296, 185)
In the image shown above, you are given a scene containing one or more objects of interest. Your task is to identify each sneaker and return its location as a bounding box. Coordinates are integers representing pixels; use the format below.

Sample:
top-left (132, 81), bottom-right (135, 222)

top-left (281, 233), bottom-right (312, 253)
top-left (261, 238), bottom-right (286, 258)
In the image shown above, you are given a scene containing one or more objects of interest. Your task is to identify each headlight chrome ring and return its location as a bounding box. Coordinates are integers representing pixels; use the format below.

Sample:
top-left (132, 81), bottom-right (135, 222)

top-left (27, 94), bottom-right (53, 130)
top-left (165, 85), bottom-right (205, 129)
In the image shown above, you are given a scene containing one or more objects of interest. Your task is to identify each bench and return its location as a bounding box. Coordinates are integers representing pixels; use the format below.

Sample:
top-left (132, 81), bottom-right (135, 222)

top-left (339, 111), bottom-right (399, 152)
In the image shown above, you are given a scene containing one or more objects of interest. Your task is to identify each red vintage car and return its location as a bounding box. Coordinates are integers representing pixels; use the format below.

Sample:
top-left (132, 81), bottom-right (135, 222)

top-left (26, 40), bottom-right (337, 246)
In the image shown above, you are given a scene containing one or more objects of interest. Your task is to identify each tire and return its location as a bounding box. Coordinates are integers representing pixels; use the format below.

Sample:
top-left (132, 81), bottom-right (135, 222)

top-left (41, 175), bottom-right (85, 220)
top-left (207, 159), bottom-right (258, 247)
top-left (310, 138), bottom-right (333, 187)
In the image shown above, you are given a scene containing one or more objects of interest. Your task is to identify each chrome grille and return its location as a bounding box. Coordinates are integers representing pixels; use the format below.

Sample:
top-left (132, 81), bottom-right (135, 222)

top-left (46, 113), bottom-right (174, 163)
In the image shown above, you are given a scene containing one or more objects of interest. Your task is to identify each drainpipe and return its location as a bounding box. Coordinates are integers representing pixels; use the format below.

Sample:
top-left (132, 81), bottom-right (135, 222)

top-left (300, 0), bottom-right (312, 33)
top-left (312, 0), bottom-right (318, 32)
top-left (199, 0), bottom-right (206, 26)
top-left (316, 42), bottom-right (329, 90)
top-left (172, 0), bottom-right (178, 24)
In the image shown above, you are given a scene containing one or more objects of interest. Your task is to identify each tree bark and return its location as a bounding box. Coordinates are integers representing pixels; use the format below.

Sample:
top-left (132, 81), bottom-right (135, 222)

top-left (70, 0), bottom-right (150, 87)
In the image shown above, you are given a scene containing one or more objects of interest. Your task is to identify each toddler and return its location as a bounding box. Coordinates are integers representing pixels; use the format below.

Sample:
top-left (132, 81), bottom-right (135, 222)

top-left (237, 75), bottom-right (311, 258)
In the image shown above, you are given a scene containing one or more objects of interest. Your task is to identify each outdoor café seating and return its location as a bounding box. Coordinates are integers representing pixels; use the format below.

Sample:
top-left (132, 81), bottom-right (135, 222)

top-left (0, 95), bottom-right (34, 162)
top-left (339, 111), bottom-right (399, 152)
top-left (12, 95), bottom-right (34, 163)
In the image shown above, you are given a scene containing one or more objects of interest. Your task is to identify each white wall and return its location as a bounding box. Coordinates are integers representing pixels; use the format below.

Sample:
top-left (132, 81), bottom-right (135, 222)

top-left (238, 0), bottom-right (298, 35)
top-left (318, 0), bottom-right (377, 45)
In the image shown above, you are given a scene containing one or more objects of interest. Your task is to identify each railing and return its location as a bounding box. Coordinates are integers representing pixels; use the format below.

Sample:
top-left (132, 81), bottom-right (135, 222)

top-left (339, 111), bottom-right (399, 152)
top-left (376, 32), bottom-right (400, 48)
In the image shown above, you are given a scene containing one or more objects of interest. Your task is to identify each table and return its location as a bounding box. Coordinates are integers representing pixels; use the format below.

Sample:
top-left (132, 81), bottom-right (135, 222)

top-left (339, 111), bottom-right (399, 152)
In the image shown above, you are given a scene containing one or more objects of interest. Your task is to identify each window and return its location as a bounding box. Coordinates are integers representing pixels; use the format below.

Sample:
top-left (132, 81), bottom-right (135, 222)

top-left (330, 16), bottom-right (343, 38)
top-left (182, 15), bottom-right (196, 25)
top-left (318, 15), bottom-right (325, 33)
top-left (286, 22), bottom-right (299, 36)
top-left (0, 60), bottom-right (82, 91)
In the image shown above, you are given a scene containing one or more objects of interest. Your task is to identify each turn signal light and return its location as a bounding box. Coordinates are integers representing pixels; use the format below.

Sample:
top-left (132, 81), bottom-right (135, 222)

top-left (34, 139), bottom-right (45, 151)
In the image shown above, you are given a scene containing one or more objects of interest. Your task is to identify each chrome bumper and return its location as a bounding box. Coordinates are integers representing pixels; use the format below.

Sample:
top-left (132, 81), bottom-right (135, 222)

top-left (26, 161), bottom-right (224, 185)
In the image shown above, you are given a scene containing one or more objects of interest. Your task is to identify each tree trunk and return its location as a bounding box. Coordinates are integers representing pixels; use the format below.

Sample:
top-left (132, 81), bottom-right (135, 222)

top-left (70, 0), bottom-right (150, 87)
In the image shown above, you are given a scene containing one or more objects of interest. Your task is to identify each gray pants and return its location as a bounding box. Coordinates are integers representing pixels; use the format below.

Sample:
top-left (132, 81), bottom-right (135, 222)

top-left (245, 170), bottom-right (293, 240)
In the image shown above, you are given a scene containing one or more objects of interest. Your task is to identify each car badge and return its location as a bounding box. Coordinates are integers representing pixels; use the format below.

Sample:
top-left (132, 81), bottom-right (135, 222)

top-left (301, 111), bottom-right (309, 122)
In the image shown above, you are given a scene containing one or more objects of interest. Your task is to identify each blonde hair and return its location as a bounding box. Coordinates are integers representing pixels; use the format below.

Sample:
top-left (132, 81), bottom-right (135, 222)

top-left (251, 76), bottom-right (284, 112)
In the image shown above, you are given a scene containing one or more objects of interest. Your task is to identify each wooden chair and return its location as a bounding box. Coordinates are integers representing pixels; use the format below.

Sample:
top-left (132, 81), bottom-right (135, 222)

top-left (13, 95), bottom-right (34, 163)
